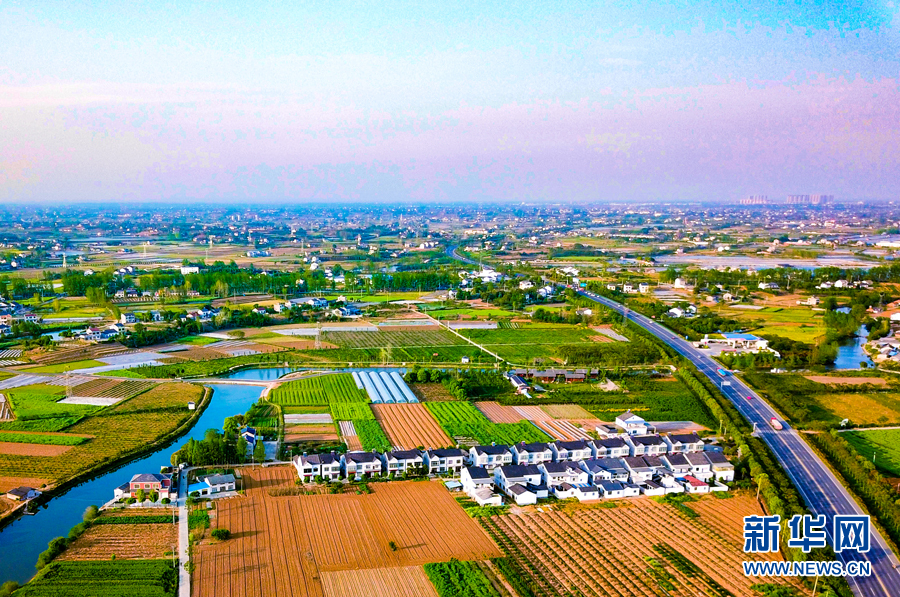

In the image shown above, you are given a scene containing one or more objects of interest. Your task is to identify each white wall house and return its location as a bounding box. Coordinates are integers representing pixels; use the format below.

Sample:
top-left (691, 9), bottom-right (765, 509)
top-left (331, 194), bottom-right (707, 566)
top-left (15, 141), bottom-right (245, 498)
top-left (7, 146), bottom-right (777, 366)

top-left (424, 448), bottom-right (467, 474)
top-left (510, 442), bottom-right (553, 465)
top-left (469, 445), bottom-right (513, 469)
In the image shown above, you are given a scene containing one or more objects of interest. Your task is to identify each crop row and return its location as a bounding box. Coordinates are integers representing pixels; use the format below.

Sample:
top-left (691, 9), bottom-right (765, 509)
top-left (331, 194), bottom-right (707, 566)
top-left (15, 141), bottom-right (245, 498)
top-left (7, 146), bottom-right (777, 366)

top-left (425, 402), bottom-right (550, 445)
top-left (0, 432), bottom-right (87, 446)
top-left (354, 419), bottom-right (392, 451)
top-left (330, 402), bottom-right (375, 421)
top-left (15, 560), bottom-right (177, 597)
top-left (324, 329), bottom-right (467, 348)
top-left (270, 373), bottom-right (368, 405)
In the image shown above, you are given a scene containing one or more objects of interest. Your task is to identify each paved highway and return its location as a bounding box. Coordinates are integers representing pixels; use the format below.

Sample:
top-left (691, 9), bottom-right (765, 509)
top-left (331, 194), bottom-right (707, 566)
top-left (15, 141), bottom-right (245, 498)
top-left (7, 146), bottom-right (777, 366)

top-left (578, 290), bottom-right (900, 597)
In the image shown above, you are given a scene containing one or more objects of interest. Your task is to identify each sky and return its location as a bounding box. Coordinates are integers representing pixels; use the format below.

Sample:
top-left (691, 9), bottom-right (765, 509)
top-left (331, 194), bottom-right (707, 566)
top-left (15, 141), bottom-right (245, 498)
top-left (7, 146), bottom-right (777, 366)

top-left (1, 1), bottom-right (899, 204)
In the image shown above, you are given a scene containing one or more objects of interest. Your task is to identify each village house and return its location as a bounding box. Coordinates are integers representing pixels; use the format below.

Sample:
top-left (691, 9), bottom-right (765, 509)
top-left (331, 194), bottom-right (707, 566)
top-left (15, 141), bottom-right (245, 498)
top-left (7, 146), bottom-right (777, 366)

top-left (614, 411), bottom-right (656, 436)
top-left (507, 483), bottom-right (539, 506)
top-left (469, 445), bottom-right (513, 469)
top-left (5, 486), bottom-right (39, 502)
top-left (114, 473), bottom-right (175, 500)
top-left (704, 451), bottom-right (735, 482)
top-left (192, 474), bottom-right (237, 496)
top-left (120, 312), bottom-right (137, 325)
top-left (640, 480), bottom-right (667, 496)
top-left (423, 448), bottom-right (467, 474)
top-left (510, 442), bottom-right (553, 465)
top-left (539, 461), bottom-right (591, 487)
top-left (625, 434), bottom-right (668, 456)
top-left (623, 457), bottom-right (655, 483)
top-left (552, 482), bottom-right (601, 501)
top-left (597, 480), bottom-right (626, 499)
top-left (663, 432), bottom-right (705, 453)
top-left (682, 475), bottom-right (710, 494)
top-left (381, 449), bottom-right (425, 476)
top-left (549, 439), bottom-right (593, 462)
top-left (590, 437), bottom-right (631, 459)
top-left (580, 458), bottom-right (629, 483)
top-left (660, 453), bottom-right (692, 475)
top-left (685, 452), bottom-right (714, 482)
top-left (293, 452), bottom-right (342, 482)
top-left (342, 451), bottom-right (383, 479)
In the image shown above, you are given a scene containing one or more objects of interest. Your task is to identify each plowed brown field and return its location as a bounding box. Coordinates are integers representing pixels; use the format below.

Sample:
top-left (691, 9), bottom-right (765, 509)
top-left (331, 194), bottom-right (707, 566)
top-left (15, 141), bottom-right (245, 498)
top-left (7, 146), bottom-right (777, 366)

top-left (0, 442), bottom-right (72, 457)
top-left (481, 495), bottom-right (806, 597)
top-left (0, 475), bottom-right (47, 492)
top-left (321, 566), bottom-right (438, 597)
top-left (371, 404), bottom-right (451, 449)
top-left (60, 523), bottom-right (177, 560)
top-left (475, 402), bottom-right (522, 424)
top-left (192, 467), bottom-right (500, 597)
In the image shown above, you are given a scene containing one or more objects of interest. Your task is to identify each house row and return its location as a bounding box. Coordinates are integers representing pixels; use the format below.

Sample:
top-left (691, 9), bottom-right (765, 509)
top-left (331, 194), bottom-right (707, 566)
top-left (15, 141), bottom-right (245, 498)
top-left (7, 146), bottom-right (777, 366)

top-left (508, 368), bottom-right (601, 383)
top-left (461, 450), bottom-right (734, 506)
top-left (78, 324), bottom-right (125, 342)
top-left (293, 448), bottom-right (468, 481)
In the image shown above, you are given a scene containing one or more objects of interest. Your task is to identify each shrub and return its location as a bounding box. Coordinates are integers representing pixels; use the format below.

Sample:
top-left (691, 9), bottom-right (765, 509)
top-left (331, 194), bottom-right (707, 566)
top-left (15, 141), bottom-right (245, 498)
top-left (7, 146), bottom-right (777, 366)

top-left (83, 505), bottom-right (99, 523)
top-left (211, 528), bottom-right (231, 541)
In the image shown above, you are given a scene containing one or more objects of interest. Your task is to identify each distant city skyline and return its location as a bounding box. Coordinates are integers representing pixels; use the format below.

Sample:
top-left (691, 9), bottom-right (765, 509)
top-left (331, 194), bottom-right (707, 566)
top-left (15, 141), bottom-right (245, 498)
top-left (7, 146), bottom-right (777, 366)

top-left (1, 2), bottom-right (898, 204)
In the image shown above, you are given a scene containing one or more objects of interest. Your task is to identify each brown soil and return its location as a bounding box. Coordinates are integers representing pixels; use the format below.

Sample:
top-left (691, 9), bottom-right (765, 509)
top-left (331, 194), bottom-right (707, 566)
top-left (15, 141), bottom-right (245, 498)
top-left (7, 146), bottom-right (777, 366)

top-left (0, 442), bottom-right (74, 457)
top-left (0, 475), bottom-right (48, 492)
top-left (372, 404), bottom-right (452, 449)
top-left (320, 566), bottom-right (439, 597)
top-left (804, 376), bottom-right (887, 386)
top-left (409, 383), bottom-right (456, 402)
top-left (191, 467), bottom-right (500, 597)
top-left (60, 523), bottom-right (177, 560)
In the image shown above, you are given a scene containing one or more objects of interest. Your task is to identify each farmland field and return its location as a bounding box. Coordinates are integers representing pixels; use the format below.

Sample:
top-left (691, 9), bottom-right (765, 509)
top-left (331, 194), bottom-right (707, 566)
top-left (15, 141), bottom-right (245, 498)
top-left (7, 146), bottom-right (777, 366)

top-left (59, 522), bottom-right (178, 560)
top-left (0, 431), bottom-right (89, 445)
top-left (459, 327), bottom-right (605, 363)
top-left (321, 566), bottom-right (439, 597)
top-left (4, 384), bottom-right (99, 420)
top-left (0, 442), bottom-right (73, 456)
top-left (26, 359), bottom-right (107, 373)
top-left (745, 372), bottom-right (900, 427)
top-left (372, 404), bottom-right (452, 449)
top-left (14, 560), bottom-right (177, 597)
top-left (324, 329), bottom-right (468, 349)
top-left (498, 378), bottom-right (716, 428)
top-left (426, 402), bottom-right (550, 445)
top-left (0, 383), bottom-right (204, 484)
top-left (481, 495), bottom-right (804, 597)
top-left (844, 429), bottom-right (900, 477)
top-left (191, 466), bottom-right (500, 597)
top-left (271, 374), bottom-right (368, 405)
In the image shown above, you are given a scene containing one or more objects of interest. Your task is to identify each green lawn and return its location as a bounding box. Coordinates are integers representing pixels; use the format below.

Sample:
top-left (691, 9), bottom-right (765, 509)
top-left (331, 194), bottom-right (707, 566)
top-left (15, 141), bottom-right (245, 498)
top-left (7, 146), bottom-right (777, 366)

top-left (720, 306), bottom-right (826, 343)
top-left (175, 335), bottom-right (221, 346)
top-left (27, 360), bottom-right (107, 373)
top-left (844, 429), bottom-right (900, 477)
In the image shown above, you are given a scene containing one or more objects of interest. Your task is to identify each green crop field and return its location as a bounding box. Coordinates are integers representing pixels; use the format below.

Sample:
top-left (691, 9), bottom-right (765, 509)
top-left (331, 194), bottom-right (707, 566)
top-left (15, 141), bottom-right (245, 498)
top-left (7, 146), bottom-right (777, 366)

top-left (0, 432), bottom-right (88, 446)
top-left (719, 306), bottom-right (826, 343)
top-left (426, 401), bottom-right (550, 444)
top-left (354, 419), bottom-right (391, 451)
top-left (175, 335), bottom-right (222, 346)
top-left (5, 384), bottom-right (99, 420)
top-left (0, 383), bottom-right (204, 484)
top-left (843, 429), bottom-right (900, 477)
top-left (270, 373), bottom-right (368, 405)
top-left (95, 369), bottom-right (147, 379)
top-left (25, 360), bottom-right (108, 374)
top-left (330, 402), bottom-right (375, 420)
top-left (15, 560), bottom-right (177, 597)
top-left (0, 416), bottom-right (84, 432)
top-left (324, 329), bottom-right (468, 349)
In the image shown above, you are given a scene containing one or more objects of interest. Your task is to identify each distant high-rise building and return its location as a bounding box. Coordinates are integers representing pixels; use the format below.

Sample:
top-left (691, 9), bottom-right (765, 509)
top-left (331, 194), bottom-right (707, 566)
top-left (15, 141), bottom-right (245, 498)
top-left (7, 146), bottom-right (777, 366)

top-left (739, 195), bottom-right (768, 205)
top-left (786, 194), bottom-right (811, 204)
top-left (810, 194), bottom-right (834, 205)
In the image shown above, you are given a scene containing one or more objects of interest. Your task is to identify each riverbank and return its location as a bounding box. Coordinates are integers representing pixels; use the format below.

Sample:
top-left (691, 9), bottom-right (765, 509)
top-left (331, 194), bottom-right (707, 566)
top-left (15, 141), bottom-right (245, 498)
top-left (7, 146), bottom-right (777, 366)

top-left (0, 384), bottom-right (213, 531)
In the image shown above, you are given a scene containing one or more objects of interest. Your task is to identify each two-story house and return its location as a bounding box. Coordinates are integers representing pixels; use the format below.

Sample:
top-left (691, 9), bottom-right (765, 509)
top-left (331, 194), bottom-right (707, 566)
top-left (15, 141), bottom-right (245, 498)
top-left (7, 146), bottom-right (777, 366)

top-left (623, 456), bottom-right (655, 483)
top-left (664, 432), bottom-right (705, 453)
top-left (590, 437), bottom-right (630, 459)
top-left (342, 451), bottom-right (383, 479)
top-left (625, 434), bottom-right (668, 457)
top-left (382, 449), bottom-right (425, 476)
top-left (293, 452), bottom-right (342, 482)
top-left (685, 452), bottom-right (714, 482)
top-left (538, 461), bottom-right (590, 487)
top-left (510, 442), bottom-right (553, 465)
top-left (580, 458), bottom-right (629, 483)
top-left (424, 448), bottom-right (467, 474)
top-left (549, 439), bottom-right (593, 462)
top-left (660, 453), bottom-right (692, 475)
top-left (615, 411), bottom-right (656, 436)
top-left (704, 452), bottom-right (735, 482)
top-left (469, 445), bottom-right (513, 469)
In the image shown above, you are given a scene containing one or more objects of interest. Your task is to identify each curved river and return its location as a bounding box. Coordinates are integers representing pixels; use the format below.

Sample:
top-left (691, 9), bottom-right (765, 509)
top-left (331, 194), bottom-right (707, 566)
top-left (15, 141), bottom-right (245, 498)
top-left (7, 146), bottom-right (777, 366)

top-left (0, 369), bottom-right (277, 585)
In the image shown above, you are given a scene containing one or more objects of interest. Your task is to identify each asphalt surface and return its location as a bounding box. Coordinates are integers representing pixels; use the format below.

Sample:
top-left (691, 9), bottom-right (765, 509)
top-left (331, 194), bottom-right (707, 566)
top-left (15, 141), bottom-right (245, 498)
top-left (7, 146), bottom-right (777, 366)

top-left (578, 290), bottom-right (900, 597)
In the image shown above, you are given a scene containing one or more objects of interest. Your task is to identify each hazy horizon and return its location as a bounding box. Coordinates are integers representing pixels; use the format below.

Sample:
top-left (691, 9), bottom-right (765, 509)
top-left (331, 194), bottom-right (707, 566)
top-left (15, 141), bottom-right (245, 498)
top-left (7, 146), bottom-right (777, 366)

top-left (2, 2), bottom-right (898, 204)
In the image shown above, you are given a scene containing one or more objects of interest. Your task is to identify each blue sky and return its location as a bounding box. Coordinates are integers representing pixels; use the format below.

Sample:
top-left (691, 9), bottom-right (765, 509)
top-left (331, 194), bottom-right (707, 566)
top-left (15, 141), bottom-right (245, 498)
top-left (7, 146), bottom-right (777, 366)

top-left (1, 1), bottom-right (898, 203)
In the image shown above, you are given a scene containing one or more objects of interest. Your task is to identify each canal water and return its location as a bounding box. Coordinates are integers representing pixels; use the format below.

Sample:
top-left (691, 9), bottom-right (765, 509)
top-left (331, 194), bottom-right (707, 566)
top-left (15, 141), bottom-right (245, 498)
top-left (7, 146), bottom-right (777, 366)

top-left (831, 325), bottom-right (874, 370)
top-left (0, 372), bottom-right (267, 585)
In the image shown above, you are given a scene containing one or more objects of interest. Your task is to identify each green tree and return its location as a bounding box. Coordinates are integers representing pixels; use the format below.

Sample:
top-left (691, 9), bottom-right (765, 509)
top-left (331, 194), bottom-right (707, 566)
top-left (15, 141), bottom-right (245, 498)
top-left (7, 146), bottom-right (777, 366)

top-left (136, 489), bottom-right (146, 503)
top-left (253, 439), bottom-right (266, 463)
